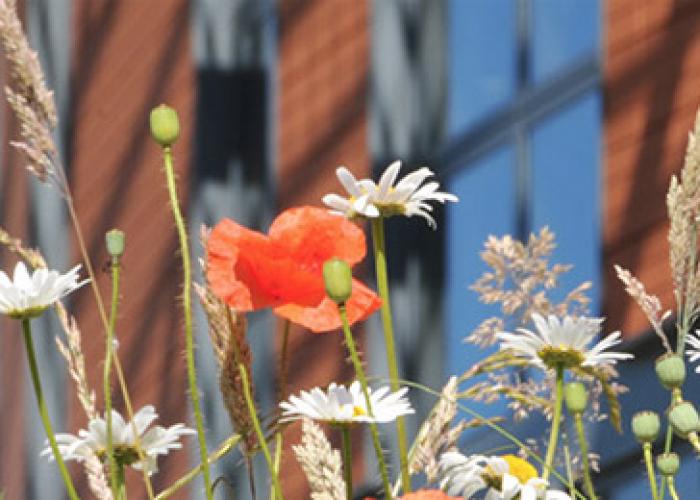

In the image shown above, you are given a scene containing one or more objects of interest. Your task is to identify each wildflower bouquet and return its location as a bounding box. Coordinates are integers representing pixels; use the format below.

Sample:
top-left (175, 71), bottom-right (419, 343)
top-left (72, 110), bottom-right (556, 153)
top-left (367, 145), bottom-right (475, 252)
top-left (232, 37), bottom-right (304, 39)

top-left (2, 0), bottom-right (700, 499)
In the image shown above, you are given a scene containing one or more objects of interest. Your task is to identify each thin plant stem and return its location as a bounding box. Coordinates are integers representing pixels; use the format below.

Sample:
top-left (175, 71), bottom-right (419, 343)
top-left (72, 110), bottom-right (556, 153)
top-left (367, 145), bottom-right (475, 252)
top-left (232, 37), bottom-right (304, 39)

top-left (104, 256), bottom-right (121, 498)
top-left (660, 388), bottom-right (683, 500)
top-left (155, 434), bottom-right (242, 500)
top-left (668, 477), bottom-right (680, 500)
top-left (341, 425), bottom-right (353, 500)
top-left (270, 432), bottom-right (283, 500)
top-left (64, 189), bottom-right (155, 497)
top-left (117, 463), bottom-right (127, 500)
top-left (278, 319), bottom-right (291, 403)
top-left (370, 216), bottom-right (410, 492)
top-left (563, 443), bottom-right (575, 499)
top-left (339, 304), bottom-right (393, 499)
top-left (21, 318), bottom-right (79, 500)
top-left (574, 412), bottom-right (597, 500)
top-left (542, 364), bottom-right (565, 481)
top-left (238, 362), bottom-right (284, 499)
top-left (162, 145), bottom-right (212, 499)
top-left (643, 443), bottom-right (659, 500)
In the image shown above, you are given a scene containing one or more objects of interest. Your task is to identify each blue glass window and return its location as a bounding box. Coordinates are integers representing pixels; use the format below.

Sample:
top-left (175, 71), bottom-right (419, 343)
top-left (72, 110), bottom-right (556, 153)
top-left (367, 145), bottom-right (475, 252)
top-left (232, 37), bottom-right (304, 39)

top-left (448, 0), bottom-right (516, 136)
top-left (531, 0), bottom-right (600, 84)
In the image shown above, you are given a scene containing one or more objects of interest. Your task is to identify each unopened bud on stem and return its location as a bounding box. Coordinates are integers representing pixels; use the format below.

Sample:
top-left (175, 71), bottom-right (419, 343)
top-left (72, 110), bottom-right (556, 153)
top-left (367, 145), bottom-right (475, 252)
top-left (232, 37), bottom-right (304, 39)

top-left (150, 104), bottom-right (180, 147)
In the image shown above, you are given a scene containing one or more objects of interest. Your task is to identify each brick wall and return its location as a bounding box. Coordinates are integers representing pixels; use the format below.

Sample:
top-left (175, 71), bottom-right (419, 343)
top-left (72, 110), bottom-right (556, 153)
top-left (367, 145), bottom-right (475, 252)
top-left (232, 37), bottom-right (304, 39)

top-left (277, 0), bottom-right (370, 497)
top-left (69, 1), bottom-right (195, 496)
top-left (604, 0), bottom-right (700, 337)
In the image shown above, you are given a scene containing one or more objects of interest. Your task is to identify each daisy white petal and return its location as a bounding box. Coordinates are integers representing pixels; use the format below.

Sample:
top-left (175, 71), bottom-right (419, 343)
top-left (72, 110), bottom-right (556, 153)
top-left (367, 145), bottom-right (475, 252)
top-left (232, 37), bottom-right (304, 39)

top-left (323, 160), bottom-right (458, 227)
top-left (686, 331), bottom-right (700, 371)
top-left (279, 381), bottom-right (413, 424)
top-left (497, 313), bottom-right (633, 371)
top-left (0, 262), bottom-right (88, 319)
top-left (42, 405), bottom-right (193, 475)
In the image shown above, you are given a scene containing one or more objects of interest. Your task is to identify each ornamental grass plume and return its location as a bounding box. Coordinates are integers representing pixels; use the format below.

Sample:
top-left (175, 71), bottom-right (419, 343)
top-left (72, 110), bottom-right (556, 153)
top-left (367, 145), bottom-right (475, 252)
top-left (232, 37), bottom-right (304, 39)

top-left (292, 418), bottom-right (346, 500)
top-left (206, 205), bottom-right (381, 332)
top-left (195, 266), bottom-right (256, 450)
top-left (409, 376), bottom-right (468, 483)
top-left (0, 0), bottom-right (58, 184)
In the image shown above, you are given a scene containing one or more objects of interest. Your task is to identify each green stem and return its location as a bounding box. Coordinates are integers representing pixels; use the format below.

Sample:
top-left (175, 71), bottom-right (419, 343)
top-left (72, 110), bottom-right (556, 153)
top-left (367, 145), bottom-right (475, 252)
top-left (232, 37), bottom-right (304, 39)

top-left (238, 363), bottom-right (284, 500)
top-left (104, 257), bottom-right (121, 498)
top-left (269, 432), bottom-right (283, 500)
top-left (338, 305), bottom-right (393, 499)
top-left (574, 413), bottom-right (597, 500)
top-left (563, 443), bottom-right (575, 499)
top-left (162, 146), bottom-right (212, 499)
top-left (117, 463), bottom-right (127, 500)
top-left (278, 320), bottom-right (291, 404)
top-left (21, 318), bottom-right (79, 500)
top-left (155, 434), bottom-right (242, 500)
top-left (341, 425), bottom-right (353, 500)
top-left (668, 477), bottom-right (680, 500)
top-left (659, 388), bottom-right (683, 500)
top-left (370, 217), bottom-right (410, 493)
top-left (542, 365), bottom-right (564, 481)
top-left (644, 443), bottom-right (659, 500)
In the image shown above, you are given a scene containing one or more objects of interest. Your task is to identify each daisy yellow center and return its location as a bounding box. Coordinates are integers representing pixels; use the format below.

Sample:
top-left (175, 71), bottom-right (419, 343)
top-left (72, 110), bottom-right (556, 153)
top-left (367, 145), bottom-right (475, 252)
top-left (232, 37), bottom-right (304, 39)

top-left (503, 455), bottom-right (537, 484)
top-left (352, 405), bottom-right (367, 417)
top-left (537, 345), bottom-right (585, 369)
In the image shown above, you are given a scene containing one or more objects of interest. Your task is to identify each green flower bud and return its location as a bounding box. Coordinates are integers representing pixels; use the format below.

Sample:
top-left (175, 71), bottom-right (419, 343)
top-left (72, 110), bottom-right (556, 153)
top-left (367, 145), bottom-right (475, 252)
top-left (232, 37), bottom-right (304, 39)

top-left (655, 354), bottom-right (686, 389)
top-left (631, 411), bottom-right (661, 443)
top-left (656, 452), bottom-right (680, 477)
top-left (669, 402), bottom-right (700, 437)
top-left (149, 104), bottom-right (180, 147)
top-left (105, 229), bottom-right (125, 258)
top-left (323, 258), bottom-right (352, 305)
top-left (564, 382), bottom-right (588, 414)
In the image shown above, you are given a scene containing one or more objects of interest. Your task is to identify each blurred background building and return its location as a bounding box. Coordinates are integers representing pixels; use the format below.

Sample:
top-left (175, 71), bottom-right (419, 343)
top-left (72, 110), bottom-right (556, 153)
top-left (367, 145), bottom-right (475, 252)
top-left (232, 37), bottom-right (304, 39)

top-left (0, 0), bottom-right (699, 498)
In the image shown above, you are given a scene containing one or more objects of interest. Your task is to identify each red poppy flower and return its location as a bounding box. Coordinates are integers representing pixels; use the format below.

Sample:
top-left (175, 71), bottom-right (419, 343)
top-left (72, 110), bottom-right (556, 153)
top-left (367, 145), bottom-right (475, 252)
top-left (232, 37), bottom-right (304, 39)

top-left (206, 206), bottom-right (381, 332)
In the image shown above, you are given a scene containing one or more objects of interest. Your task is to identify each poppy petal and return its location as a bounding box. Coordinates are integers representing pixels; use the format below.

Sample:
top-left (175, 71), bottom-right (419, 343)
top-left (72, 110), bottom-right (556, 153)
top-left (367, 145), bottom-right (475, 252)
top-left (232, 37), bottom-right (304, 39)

top-left (207, 218), bottom-right (326, 310)
top-left (274, 279), bottom-right (381, 333)
top-left (268, 206), bottom-right (366, 269)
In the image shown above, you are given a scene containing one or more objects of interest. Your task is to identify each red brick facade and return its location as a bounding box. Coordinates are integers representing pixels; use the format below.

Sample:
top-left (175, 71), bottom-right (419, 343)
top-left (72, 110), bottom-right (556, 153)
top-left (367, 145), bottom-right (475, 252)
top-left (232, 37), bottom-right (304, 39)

top-left (604, 0), bottom-right (700, 336)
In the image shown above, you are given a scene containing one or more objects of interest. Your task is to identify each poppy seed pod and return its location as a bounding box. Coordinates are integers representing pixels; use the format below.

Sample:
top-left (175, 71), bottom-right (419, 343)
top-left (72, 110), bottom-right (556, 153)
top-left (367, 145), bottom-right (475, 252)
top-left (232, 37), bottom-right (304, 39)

top-left (631, 411), bottom-right (661, 443)
top-left (656, 452), bottom-right (680, 477)
top-left (323, 258), bottom-right (353, 305)
top-left (105, 229), bottom-right (125, 258)
top-left (564, 382), bottom-right (588, 414)
top-left (149, 104), bottom-right (180, 147)
top-left (655, 353), bottom-right (686, 389)
top-left (669, 402), bottom-right (700, 437)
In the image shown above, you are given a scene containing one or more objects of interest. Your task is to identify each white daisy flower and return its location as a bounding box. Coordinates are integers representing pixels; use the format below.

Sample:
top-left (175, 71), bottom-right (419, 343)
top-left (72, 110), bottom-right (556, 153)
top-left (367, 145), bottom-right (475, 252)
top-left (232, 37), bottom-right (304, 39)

top-left (42, 405), bottom-right (195, 474)
top-left (279, 381), bottom-right (414, 424)
top-left (497, 313), bottom-right (633, 371)
top-left (322, 160), bottom-right (458, 228)
top-left (686, 331), bottom-right (700, 372)
top-left (0, 261), bottom-right (88, 319)
top-left (440, 452), bottom-right (571, 500)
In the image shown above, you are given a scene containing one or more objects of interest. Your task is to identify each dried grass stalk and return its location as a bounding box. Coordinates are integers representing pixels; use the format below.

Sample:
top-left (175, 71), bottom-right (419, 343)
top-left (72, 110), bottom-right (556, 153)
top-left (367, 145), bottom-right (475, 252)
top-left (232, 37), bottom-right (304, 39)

top-left (469, 227), bottom-right (591, 346)
top-left (292, 418), bottom-right (346, 500)
top-left (0, 0), bottom-right (59, 183)
top-left (83, 453), bottom-right (113, 500)
top-left (614, 265), bottom-right (672, 352)
top-left (409, 377), bottom-right (469, 483)
top-left (197, 226), bottom-right (256, 449)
